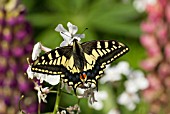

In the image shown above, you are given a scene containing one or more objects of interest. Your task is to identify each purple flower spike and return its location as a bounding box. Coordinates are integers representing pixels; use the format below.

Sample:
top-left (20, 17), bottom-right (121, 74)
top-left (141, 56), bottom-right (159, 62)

top-left (0, 0), bottom-right (37, 113)
top-left (19, 82), bottom-right (29, 93)
top-left (12, 47), bottom-right (24, 57)
top-left (7, 18), bottom-right (17, 26)
top-left (17, 15), bottom-right (25, 24)
top-left (16, 30), bottom-right (27, 40)
top-left (3, 33), bottom-right (12, 42)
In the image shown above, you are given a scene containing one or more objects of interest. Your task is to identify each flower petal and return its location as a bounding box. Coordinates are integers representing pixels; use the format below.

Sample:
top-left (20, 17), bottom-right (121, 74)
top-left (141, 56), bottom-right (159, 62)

top-left (55, 24), bottom-right (67, 32)
top-left (117, 91), bottom-right (140, 111)
top-left (34, 73), bottom-right (47, 83)
top-left (89, 100), bottom-right (103, 110)
top-left (45, 75), bottom-right (60, 85)
top-left (32, 42), bottom-right (42, 60)
top-left (125, 80), bottom-right (138, 93)
top-left (69, 36), bottom-right (81, 45)
top-left (60, 41), bottom-right (69, 47)
top-left (60, 31), bottom-right (71, 42)
top-left (67, 22), bottom-right (78, 35)
top-left (74, 34), bottom-right (85, 38)
top-left (108, 108), bottom-right (120, 114)
top-left (26, 65), bottom-right (34, 79)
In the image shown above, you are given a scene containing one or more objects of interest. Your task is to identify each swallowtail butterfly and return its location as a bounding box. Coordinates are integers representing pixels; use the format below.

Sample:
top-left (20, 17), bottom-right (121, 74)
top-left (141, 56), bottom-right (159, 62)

top-left (31, 39), bottom-right (129, 93)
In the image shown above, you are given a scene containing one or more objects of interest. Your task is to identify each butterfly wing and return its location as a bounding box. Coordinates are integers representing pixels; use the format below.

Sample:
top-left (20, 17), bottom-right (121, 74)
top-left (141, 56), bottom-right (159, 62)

top-left (81, 40), bottom-right (129, 84)
top-left (31, 46), bottom-right (73, 75)
top-left (31, 44), bottom-right (85, 90)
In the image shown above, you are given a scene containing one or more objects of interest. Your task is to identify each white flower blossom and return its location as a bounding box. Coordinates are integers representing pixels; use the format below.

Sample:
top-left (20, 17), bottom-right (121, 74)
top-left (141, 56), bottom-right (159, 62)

top-left (108, 108), bottom-right (120, 114)
top-left (32, 42), bottom-right (51, 60)
top-left (34, 82), bottom-right (50, 103)
top-left (57, 110), bottom-right (67, 114)
top-left (117, 91), bottom-right (140, 111)
top-left (27, 69), bottom-right (60, 85)
top-left (100, 61), bottom-right (130, 84)
top-left (124, 70), bottom-right (149, 93)
top-left (77, 88), bottom-right (97, 104)
top-left (32, 42), bottom-right (42, 61)
top-left (26, 65), bottom-right (34, 79)
top-left (99, 61), bottom-right (148, 111)
top-left (133, 0), bottom-right (157, 12)
top-left (66, 104), bottom-right (81, 114)
top-left (55, 22), bottom-right (85, 47)
top-left (88, 91), bottom-right (108, 110)
top-left (35, 73), bottom-right (60, 85)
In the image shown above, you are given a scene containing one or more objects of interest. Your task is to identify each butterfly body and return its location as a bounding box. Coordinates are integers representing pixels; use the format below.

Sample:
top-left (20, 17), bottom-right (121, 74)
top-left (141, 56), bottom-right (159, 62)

top-left (31, 39), bottom-right (129, 93)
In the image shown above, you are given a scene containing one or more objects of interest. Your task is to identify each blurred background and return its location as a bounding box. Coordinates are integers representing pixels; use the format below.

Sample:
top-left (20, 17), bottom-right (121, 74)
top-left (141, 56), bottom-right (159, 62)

top-left (1, 0), bottom-right (170, 114)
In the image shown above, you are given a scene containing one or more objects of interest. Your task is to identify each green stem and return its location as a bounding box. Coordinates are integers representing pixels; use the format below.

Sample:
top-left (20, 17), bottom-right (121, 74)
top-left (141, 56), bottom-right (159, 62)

top-left (53, 83), bottom-right (61, 114)
top-left (38, 103), bottom-right (40, 114)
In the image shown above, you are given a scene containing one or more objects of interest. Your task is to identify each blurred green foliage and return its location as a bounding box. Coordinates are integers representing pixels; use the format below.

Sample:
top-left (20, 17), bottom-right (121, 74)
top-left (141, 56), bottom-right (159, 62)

top-left (22, 0), bottom-right (147, 113)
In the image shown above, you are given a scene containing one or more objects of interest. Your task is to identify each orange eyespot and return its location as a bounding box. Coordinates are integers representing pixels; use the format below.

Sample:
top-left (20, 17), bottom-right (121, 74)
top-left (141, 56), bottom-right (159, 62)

top-left (80, 73), bottom-right (87, 80)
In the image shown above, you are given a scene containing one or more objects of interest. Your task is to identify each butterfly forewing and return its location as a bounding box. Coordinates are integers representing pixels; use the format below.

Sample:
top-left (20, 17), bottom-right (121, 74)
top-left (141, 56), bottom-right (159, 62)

top-left (31, 46), bottom-right (73, 75)
top-left (81, 40), bottom-right (129, 82)
top-left (81, 40), bottom-right (129, 65)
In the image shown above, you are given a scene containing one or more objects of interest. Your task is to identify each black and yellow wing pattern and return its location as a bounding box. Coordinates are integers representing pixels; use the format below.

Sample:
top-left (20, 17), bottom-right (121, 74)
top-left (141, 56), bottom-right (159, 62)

top-left (31, 40), bottom-right (129, 93)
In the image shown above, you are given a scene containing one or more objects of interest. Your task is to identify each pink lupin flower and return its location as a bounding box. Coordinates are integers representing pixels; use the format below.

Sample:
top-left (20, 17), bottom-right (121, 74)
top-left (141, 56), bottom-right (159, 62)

top-left (146, 2), bottom-right (163, 22)
top-left (156, 23), bottom-right (168, 46)
top-left (140, 34), bottom-right (161, 57)
top-left (140, 0), bottom-right (170, 113)
top-left (164, 42), bottom-right (170, 62)
top-left (165, 2), bottom-right (170, 23)
top-left (158, 62), bottom-right (170, 79)
top-left (141, 21), bottom-right (156, 33)
top-left (142, 73), bottom-right (163, 102)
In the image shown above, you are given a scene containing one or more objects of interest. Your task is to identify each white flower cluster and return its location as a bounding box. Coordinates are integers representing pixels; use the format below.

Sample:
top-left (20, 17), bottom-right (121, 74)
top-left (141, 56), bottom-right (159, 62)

top-left (88, 91), bottom-right (108, 110)
top-left (101, 61), bottom-right (149, 111)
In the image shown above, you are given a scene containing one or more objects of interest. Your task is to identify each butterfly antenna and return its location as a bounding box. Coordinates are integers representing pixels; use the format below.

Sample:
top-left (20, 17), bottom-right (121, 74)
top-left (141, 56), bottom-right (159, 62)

top-left (77, 28), bottom-right (88, 38)
top-left (81, 28), bottom-right (88, 34)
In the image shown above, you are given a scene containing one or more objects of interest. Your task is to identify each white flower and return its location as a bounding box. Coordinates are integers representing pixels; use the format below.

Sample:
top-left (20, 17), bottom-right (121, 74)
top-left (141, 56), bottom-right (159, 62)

top-left (34, 82), bottom-right (50, 103)
top-left (35, 73), bottom-right (60, 85)
top-left (32, 42), bottom-right (42, 61)
top-left (133, 0), bottom-right (157, 12)
top-left (125, 70), bottom-right (149, 93)
top-left (100, 61), bottom-right (130, 84)
top-left (77, 87), bottom-right (97, 103)
top-left (27, 65), bottom-right (60, 86)
top-left (55, 22), bottom-right (85, 46)
top-left (117, 91), bottom-right (140, 111)
top-left (108, 108), bottom-right (120, 114)
top-left (32, 42), bottom-right (52, 60)
top-left (88, 91), bottom-right (108, 110)
top-left (66, 104), bottom-right (81, 114)
top-left (57, 110), bottom-right (67, 114)
top-left (26, 65), bottom-right (34, 79)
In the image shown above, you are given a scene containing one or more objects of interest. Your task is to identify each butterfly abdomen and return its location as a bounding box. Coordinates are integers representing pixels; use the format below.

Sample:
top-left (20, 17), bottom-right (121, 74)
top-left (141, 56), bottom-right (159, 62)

top-left (72, 40), bottom-right (86, 71)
